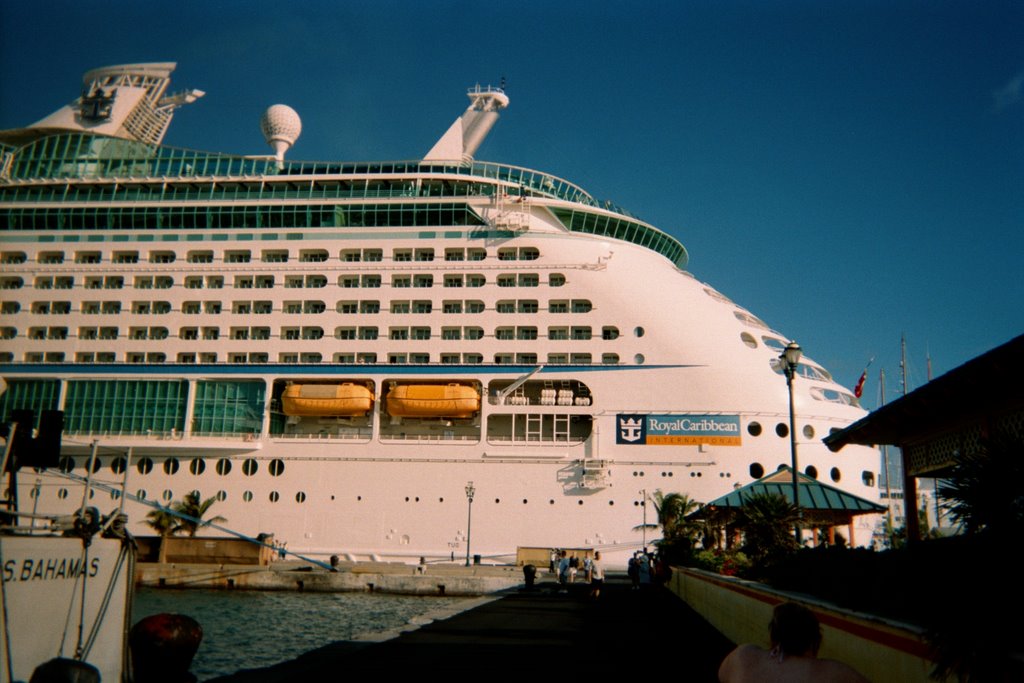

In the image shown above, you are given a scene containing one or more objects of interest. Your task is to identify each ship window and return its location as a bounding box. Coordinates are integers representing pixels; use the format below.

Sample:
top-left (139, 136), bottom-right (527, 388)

top-left (519, 274), bottom-right (539, 287)
top-left (498, 248), bottom-right (517, 261)
top-left (0, 327), bottom-right (17, 340)
top-left (207, 276), bottom-right (224, 289)
top-left (2, 251), bottom-right (27, 264)
top-left (497, 301), bottom-right (515, 314)
top-left (269, 459), bottom-right (285, 476)
top-left (76, 251), bottom-right (101, 264)
top-left (466, 275), bottom-right (485, 288)
top-left (775, 423), bottom-right (789, 438)
top-left (336, 327), bottom-right (357, 340)
top-left (412, 326), bottom-right (431, 340)
top-left (750, 463), bottom-right (765, 479)
top-left (443, 300), bottom-right (463, 313)
top-left (391, 301), bottom-right (410, 314)
top-left (444, 275), bottom-right (464, 288)
top-left (113, 251), bottom-right (138, 264)
top-left (413, 301), bottom-right (432, 314)
top-left (747, 422), bottom-right (762, 436)
top-left (803, 425), bottom-right (815, 439)
top-left (364, 249), bottom-right (383, 262)
top-left (862, 471), bottom-right (875, 487)
top-left (337, 301), bottom-right (357, 314)
top-left (442, 327), bottom-right (461, 340)
top-left (413, 275), bottom-right (433, 288)
top-left (497, 275), bottom-right (516, 288)
top-left (357, 353), bottom-right (377, 363)
top-left (190, 459), bottom-right (206, 476)
top-left (634, 327), bottom-right (645, 338)
top-left (300, 250), bottom-right (327, 262)
top-left (570, 353), bottom-right (592, 364)
top-left (414, 249), bottom-right (434, 261)
top-left (468, 248), bottom-right (486, 261)
top-left (830, 467), bottom-right (841, 483)
top-left (570, 327), bottom-right (591, 340)
top-left (388, 353), bottom-right (407, 364)
top-left (242, 459), bottom-right (258, 476)
top-left (361, 300), bottom-right (381, 314)
top-left (1, 302), bottom-right (21, 314)
top-left (549, 274), bottom-right (566, 287)
top-left (393, 275), bottom-right (411, 288)
top-left (216, 491), bottom-right (227, 502)
top-left (464, 327), bottom-right (483, 340)
top-left (602, 353), bottom-right (619, 364)
top-left (547, 353), bottom-right (568, 364)
top-left (341, 249), bottom-right (361, 262)
top-left (496, 327), bottom-right (514, 340)
top-left (188, 251), bottom-right (214, 263)
top-left (441, 353), bottom-right (460, 364)
top-left (445, 249), bottom-right (465, 261)
top-left (571, 300), bottom-right (592, 313)
top-left (466, 301), bottom-right (485, 313)
top-left (634, 354), bottom-right (645, 365)
top-left (359, 327), bottom-right (379, 340)
top-left (225, 250), bottom-right (251, 263)
top-left (393, 249), bottom-right (412, 262)
top-left (243, 491), bottom-right (253, 502)
top-left (518, 300), bottom-right (538, 313)
top-left (279, 353), bottom-right (298, 363)
top-left (494, 353), bottom-right (513, 364)
top-left (517, 327), bottom-right (538, 340)
top-left (38, 251), bottom-right (64, 264)
top-left (150, 251), bottom-right (176, 264)
top-left (300, 353), bottom-right (322, 363)
top-left (463, 353), bottom-right (483, 364)
top-left (602, 326), bottom-right (619, 340)
top-left (740, 332), bottom-right (758, 348)
top-left (390, 327), bottom-right (409, 340)
top-left (296, 492), bottom-right (306, 503)
top-left (805, 466), bottom-right (818, 480)
top-left (548, 327), bottom-right (568, 340)
top-left (262, 250), bottom-right (289, 263)
top-left (549, 300), bottom-right (568, 313)
top-left (520, 247), bottom-right (540, 260)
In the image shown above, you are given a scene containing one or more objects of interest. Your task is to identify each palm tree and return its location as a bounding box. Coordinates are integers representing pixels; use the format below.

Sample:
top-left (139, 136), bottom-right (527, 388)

top-left (939, 435), bottom-right (1024, 536)
top-left (171, 491), bottom-right (227, 538)
top-left (145, 507), bottom-right (180, 563)
top-left (734, 492), bottom-right (799, 566)
top-left (633, 490), bottom-right (702, 563)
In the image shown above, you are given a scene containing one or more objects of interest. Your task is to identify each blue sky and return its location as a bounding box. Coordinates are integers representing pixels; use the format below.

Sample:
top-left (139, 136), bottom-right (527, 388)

top-left (1, 0), bottom-right (1021, 407)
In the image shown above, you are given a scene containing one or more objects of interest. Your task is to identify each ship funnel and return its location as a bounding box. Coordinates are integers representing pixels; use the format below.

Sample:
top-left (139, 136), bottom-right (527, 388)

top-left (424, 85), bottom-right (509, 164)
top-left (260, 104), bottom-right (302, 169)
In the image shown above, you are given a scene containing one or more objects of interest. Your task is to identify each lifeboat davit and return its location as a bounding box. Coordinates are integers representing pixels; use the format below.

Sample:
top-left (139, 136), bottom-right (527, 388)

top-left (386, 383), bottom-right (480, 418)
top-left (282, 383), bottom-right (374, 416)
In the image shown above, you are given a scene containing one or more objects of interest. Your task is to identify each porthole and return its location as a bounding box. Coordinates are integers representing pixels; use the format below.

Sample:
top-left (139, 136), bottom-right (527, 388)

top-left (805, 466), bottom-right (818, 480)
top-left (189, 458), bottom-right (206, 475)
top-left (803, 425), bottom-right (815, 439)
top-left (111, 457), bottom-right (126, 474)
top-left (110, 490), bottom-right (121, 500)
top-left (28, 487), bottom-right (38, 499)
top-left (269, 491), bottom-right (279, 503)
top-left (634, 327), bottom-right (645, 338)
top-left (495, 498), bottom-right (501, 504)
top-left (405, 496), bottom-right (410, 502)
top-left (747, 422), bottom-right (762, 437)
top-left (88, 458), bottom-right (102, 473)
top-left (862, 471), bottom-right (875, 487)
top-left (242, 459), bottom-right (258, 476)
top-left (549, 499), bottom-right (555, 505)
top-left (608, 501), bottom-right (614, 506)
top-left (439, 497), bottom-right (444, 503)
top-left (740, 332), bottom-right (757, 348)
top-left (58, 456), bottom-right (75, 473)
top-left (57, 488), bottom-right (68, 499)
top-left (523, 499), bottom-right (528, 504)
top-left (577, 500), bottom-right (584, 505)
top-left (216, 459), bottom-right (232, 476)
top-left (163, 458), bottom-right (179, 475)
top-left (750, 463), bottom-right (765, 479)
top-left (162, 490), bottom-right (173, 502)
top-left (136, 489), bottom-right (147, 500)
top-left (137, 458), bottom-right (153, 475)
top-left (216, 490), bottom-right (227, 501)
top-left (296, 492), bottom-right (306, 503)
top-left (243, 490), bottom-right (253, 502)
top-left (830, 467), bottom-right (841, 483)
top-left (634, 354), bottom-right (645, 365)
top-left (775, 423), bottom-right (789, 438)
top-left (269, 459), bottom-right (285, 476)
top-left (357, 495), bottom-right (362, 501)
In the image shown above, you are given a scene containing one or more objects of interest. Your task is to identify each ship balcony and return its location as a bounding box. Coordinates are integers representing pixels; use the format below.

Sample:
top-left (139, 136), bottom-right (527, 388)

top-left (60, 429), bottom-right (263, 456)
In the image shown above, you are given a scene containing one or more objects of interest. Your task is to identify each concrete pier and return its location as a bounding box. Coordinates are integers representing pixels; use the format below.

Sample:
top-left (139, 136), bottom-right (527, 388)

top-left (205, 573), bottom-right (734, 681)
top-left (136, 560), bottom-right (526, 596)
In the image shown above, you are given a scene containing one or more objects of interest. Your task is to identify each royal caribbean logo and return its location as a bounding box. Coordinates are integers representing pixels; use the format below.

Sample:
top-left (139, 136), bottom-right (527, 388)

top-left (616, 414), bottom-right (742, 446)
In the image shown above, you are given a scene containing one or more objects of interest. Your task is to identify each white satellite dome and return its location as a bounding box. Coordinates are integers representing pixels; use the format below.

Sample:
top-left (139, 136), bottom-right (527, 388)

top-left (260, 104), bottom-right (301, 164)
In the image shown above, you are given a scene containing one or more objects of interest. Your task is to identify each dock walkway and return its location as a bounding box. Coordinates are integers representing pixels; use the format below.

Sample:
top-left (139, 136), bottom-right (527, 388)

top-left (207, 573), bottom-right (735, 681)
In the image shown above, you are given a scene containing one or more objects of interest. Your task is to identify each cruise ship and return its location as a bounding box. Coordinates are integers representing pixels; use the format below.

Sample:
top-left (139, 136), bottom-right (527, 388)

top-left (0, 63), bottom-right (881, 564)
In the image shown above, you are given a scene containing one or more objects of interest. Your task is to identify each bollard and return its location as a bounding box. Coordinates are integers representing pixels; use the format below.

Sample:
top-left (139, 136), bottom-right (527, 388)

top-left (523, 563), bottom-right (537, 590)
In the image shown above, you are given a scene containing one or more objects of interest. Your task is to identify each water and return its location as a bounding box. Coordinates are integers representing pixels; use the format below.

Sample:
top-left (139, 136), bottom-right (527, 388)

top-left (133, 588), bottom-right (474, 680)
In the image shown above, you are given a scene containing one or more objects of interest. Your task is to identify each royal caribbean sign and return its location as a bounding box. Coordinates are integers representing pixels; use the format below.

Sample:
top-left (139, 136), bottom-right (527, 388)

top-left (616, 414), bottom-right (742, 446)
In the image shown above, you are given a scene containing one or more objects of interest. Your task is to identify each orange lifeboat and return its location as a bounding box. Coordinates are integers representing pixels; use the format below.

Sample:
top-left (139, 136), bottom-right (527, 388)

top-left (386, 383), bottom-right (480, 418)
top-left (281, 383), bottom-right (374, 417)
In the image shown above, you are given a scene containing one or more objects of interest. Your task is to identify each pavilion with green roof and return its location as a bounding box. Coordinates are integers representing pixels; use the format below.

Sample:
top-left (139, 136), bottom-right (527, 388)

top-left (700, 466), bottom-right (886, 547)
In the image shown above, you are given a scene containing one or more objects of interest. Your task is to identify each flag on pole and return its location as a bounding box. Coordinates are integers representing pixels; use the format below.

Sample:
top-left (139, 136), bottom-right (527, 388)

top-left (854, 357), bottom-right (875, 398)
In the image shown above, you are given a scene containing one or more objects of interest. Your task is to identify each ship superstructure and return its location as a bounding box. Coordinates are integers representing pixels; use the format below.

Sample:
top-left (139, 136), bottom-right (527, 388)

top-left (0, 64), bottom-right (881, 563)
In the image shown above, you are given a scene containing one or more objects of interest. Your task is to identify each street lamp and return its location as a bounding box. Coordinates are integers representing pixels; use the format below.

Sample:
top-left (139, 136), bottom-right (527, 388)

top-left (780, 341), bottom-right (802, 542)
top-left (640, 488), bottom-right (648, 551)
top-left (464, 481), bottom-right (475, 567)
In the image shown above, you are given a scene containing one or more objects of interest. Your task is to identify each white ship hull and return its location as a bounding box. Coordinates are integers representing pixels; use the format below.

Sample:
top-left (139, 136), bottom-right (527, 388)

top-left (0, 64), bottom-right (882, 567)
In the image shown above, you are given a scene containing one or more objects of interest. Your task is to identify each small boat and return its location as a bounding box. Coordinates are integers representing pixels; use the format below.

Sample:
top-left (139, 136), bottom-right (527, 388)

top-left (1, 411), bottom-right (134, 682)
top-left (386, 383), bottom-right (480, 418)
top-left (281, 383), bottom-right (374, 416)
